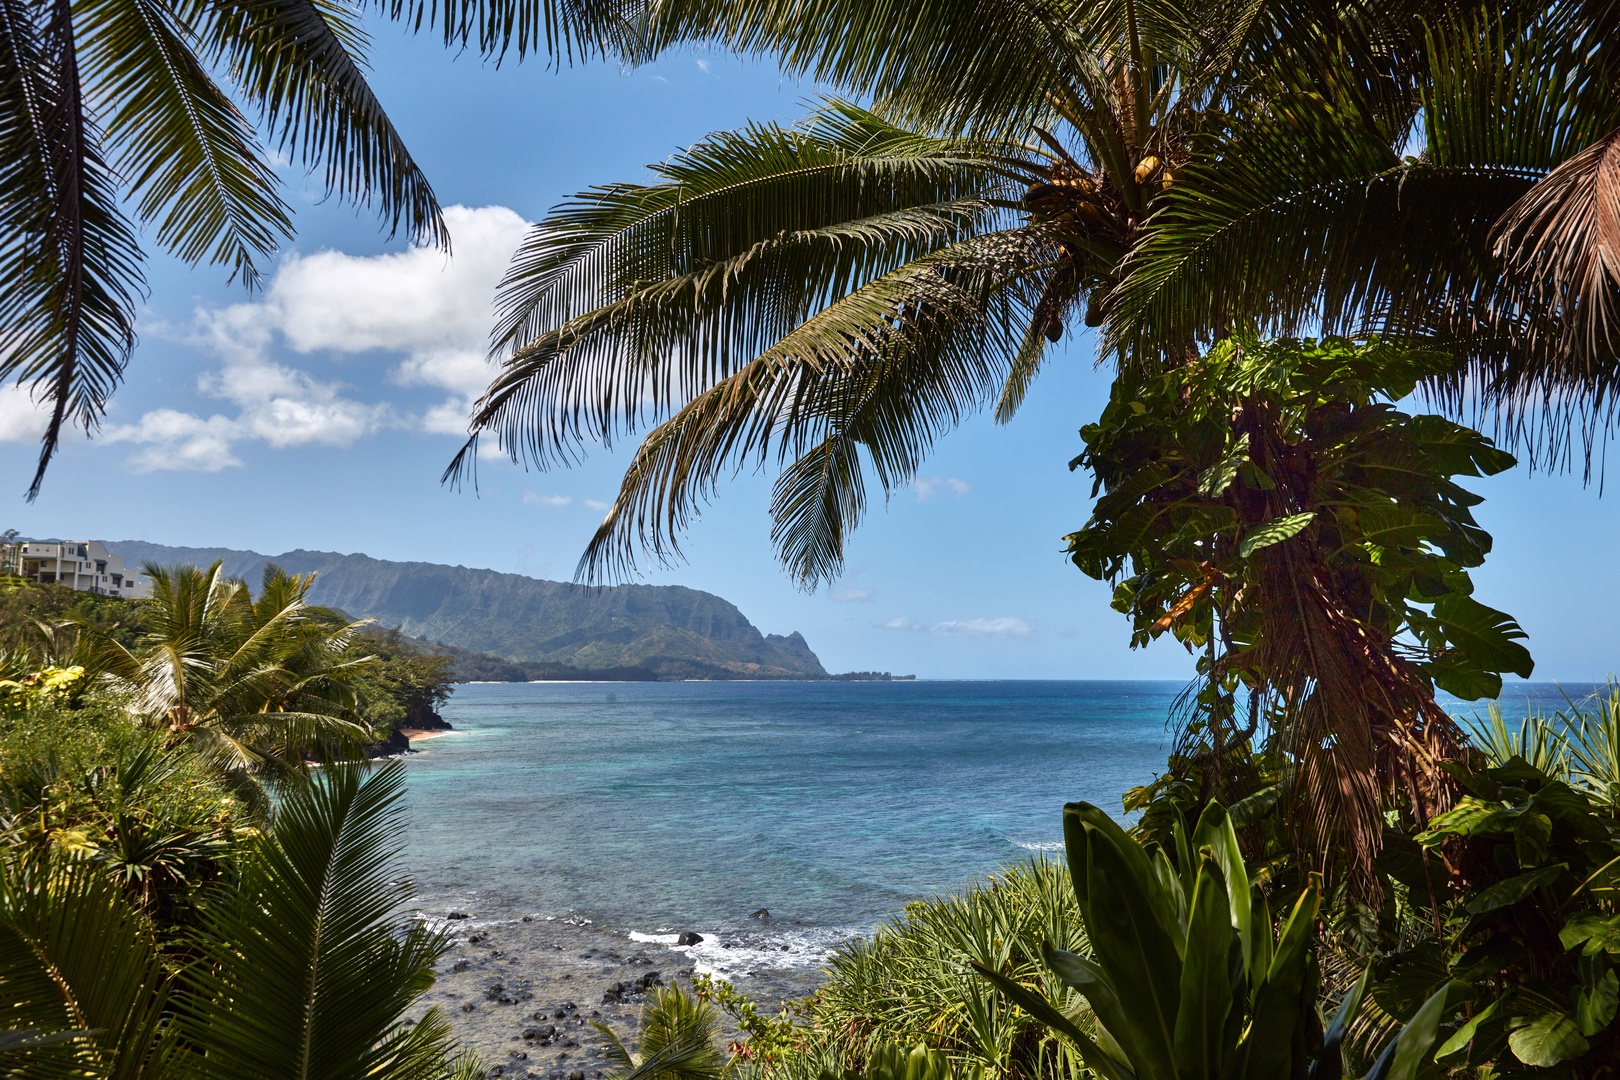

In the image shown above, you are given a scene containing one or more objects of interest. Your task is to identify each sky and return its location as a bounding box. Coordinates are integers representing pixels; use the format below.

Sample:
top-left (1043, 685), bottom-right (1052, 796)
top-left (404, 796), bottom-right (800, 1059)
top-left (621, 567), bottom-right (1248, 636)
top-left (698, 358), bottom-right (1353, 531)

top-left (1, 31), bottom-right (1616, 682)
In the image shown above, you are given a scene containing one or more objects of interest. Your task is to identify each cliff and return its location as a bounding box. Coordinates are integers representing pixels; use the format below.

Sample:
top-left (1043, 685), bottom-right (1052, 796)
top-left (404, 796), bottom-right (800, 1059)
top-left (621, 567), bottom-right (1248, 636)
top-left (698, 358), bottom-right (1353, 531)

top-left (105, 541), bottom-right (829, 680)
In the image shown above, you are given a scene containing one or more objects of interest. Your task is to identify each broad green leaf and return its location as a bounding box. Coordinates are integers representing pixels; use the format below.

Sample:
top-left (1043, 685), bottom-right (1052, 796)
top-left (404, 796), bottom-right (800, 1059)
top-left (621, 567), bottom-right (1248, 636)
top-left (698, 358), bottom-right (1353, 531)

top-left (1172, 855), bottom-right (1235, 1080)
top-left (1434, 994), bottom-right (1507, 1060)
top-left (1044, 946), bottom-right (1135, 1062)
top-left (1083, 825), bottom-right (1182, 1080)
top-left (1385, 981), bottom-right (1473, 1080)
top-left (1426, 650), bottom-right (1502, 701)
top-left (1197, 435), bottom-right (1249, 497)
top-left (1463, 863), bottom-right (1565, 914)
top-left (1509, 1012), bottom-right (1589, 1067)
top-left (970, 962), bottom-right (1136, 1080)
top-left (1430, 594), bottom-right (1535, 679)
top-left (1575, 960), bottom-right (1618, 1036)
top-left (1321, 966), bottom-right (1372, 1069)
top-left (1236, 513), bottom-right (1315, 558)
top-left (1190, 803), bottom-right (1252, 980)
top-left (1562, 911), bottom-right (1620, 956)
top-left (1228, 882), bottom-right (1319, 1078)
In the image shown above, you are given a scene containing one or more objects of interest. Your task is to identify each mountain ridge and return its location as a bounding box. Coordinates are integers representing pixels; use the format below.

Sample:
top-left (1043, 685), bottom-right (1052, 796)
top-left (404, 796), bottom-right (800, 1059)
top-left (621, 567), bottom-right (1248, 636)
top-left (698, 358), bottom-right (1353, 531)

top-left (104, 541), bottom-right (831, 680)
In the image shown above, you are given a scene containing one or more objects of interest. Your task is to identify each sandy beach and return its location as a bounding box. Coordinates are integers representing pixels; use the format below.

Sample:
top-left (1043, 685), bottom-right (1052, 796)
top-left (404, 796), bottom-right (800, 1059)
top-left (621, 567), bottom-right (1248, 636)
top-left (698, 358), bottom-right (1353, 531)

top-left (410, 911), bottom-right (829, 1079)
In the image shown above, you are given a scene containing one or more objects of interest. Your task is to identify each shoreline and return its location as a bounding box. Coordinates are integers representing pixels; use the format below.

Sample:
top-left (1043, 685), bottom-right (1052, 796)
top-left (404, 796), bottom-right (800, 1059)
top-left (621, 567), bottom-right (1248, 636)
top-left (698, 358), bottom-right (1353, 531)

top-left (413, 911), bottom-right (832, 1079)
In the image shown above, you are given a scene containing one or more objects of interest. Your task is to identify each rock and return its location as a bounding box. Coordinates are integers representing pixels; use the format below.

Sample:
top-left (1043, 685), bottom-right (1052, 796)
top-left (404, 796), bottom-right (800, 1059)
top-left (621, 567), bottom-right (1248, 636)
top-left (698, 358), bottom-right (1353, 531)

top-left (522, 915), bottom-right (534, 922)
top-left (452, 960), bottom-right (469, 972)
top-left (750, 909), bottom-right (770, 920)
top-left (468, 932), bottom-right (489, 945)
top-left (462, 1003), bottom-right (477, 1013)
top-left (676, 932), bottom-right (703, 946)
top-left (447, 912), bottom-right (470, 920)
top-left (570, 1070), bottom-right (586, 1079)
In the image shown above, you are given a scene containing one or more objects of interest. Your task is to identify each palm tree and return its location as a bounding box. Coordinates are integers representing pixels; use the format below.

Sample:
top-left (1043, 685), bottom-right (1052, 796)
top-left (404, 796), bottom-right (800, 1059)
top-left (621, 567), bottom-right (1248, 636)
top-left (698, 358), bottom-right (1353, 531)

top-left (0, 0), bottom-right (627, 499)
top-left (596, 985), bottom-right (729, 1080)
top-left (0, 759), bottom-right (478, 1080)
top-left (80, 561), bottom-right (375, 801)
top-left (450, 0), bottom-right (1448, 588)
top-left (1104, 0), bottom-right (1620, 467)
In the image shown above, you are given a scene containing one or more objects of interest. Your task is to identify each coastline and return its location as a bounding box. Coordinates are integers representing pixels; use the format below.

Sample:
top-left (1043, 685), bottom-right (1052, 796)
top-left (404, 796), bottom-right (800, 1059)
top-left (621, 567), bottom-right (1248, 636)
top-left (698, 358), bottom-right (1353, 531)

top-left (413, 912), bottom-right (831, 1079)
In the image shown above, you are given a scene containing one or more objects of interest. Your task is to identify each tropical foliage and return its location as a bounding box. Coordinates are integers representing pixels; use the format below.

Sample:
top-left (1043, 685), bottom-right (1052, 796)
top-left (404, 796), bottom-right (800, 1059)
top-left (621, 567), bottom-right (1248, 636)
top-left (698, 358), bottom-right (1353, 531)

top-left (2, 760), bottom-right (476, 1080)
top-left (0, 0), bottom-right (629, 497)
top-left (1067, 333), bottom-right (1531, 892)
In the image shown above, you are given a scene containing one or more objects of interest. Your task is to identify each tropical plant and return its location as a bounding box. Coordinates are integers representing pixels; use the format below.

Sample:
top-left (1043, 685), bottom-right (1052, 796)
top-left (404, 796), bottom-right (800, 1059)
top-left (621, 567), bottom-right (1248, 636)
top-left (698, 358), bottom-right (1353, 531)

top-left (0, 759), bottom-right (477, 1080)
top-left (0, 0), bottom-right (629, 498)
top-left (1107, 0), bottom-right (1620, 466)
top-left (822, 1044), bottom-right (985, 1080)
top-left (1067, 333), bottom-right (1530, 892)
top-left (1355, 751), bottom-right (1620, 1074)
top-left (452, 0), bottom-right (1443, 586)
top-left (78, 562), bottom-right (375, 799)
top-left (973, 800), bottom-right (1342, 1079)
top-left (596, 985), bottom-right (731, 1080)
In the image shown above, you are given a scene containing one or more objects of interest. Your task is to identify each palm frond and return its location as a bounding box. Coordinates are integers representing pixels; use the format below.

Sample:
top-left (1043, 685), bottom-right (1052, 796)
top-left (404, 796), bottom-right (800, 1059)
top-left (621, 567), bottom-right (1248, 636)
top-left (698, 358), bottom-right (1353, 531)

top-left (78, 0), bottom-right (293, 286)
top-left (189, 0), bottom-right (446, 249)
top-left (0, 858), bottom-right (172, 1080)
top-left (569, 230), bottom-right (1043, 586)
top-left (0, 0), bottom-right (143, 499)
top-left (180, 760), bottom-right (456, 1080)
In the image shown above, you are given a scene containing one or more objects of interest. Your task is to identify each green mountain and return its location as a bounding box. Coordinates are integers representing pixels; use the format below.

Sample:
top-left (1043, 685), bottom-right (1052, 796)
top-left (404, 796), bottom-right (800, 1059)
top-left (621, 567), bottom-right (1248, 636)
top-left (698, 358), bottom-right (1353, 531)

top-left (105, 541), bottom-right (829, 680)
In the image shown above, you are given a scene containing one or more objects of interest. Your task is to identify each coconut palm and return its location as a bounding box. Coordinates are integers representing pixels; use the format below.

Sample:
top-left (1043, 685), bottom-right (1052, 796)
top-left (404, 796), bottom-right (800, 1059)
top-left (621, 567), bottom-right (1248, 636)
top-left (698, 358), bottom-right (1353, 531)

top-left (78, 561), bottom-right (374, 799)
top-left (1105, 0), bottom-right (1620, 465)
top-left (452, 0), bottom-right (1429, 587)
top-left (0, 0), bottom-right (628, 499)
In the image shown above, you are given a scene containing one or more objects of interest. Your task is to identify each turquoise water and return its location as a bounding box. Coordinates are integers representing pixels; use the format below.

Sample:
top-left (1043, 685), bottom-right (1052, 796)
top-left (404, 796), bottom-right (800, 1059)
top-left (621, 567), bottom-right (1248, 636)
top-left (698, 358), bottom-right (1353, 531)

top-left (398, 679), bottom-right (1599, 957)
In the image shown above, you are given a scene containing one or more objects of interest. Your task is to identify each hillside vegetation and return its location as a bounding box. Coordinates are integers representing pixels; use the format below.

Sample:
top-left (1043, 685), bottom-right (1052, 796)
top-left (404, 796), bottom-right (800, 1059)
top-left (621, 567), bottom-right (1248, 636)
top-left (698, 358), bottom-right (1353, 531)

top-left (106, 542), bottom-right (830, 680)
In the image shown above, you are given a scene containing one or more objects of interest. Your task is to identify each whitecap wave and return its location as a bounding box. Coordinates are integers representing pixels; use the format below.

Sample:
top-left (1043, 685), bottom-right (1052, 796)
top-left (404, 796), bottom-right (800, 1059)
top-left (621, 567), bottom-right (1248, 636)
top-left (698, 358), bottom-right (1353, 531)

top-left (624, 925), bottom-right (863, 982)
top-left (1009, 839), bottom-right (1063, 851)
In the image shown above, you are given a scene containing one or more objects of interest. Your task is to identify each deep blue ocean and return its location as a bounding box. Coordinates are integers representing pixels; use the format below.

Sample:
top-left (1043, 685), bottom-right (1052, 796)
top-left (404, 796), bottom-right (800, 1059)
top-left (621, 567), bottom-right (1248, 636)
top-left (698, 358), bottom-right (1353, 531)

top-left (398, 679), bottom-right (1602, 970)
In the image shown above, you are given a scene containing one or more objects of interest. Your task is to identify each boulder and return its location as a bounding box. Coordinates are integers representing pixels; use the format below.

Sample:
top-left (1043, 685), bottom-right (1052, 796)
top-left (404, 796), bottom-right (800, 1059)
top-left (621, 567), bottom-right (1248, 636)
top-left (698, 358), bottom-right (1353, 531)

top-left (676, 932), bottom-right (704, 946)
top-left (749, 909), bottom-right (770, 920)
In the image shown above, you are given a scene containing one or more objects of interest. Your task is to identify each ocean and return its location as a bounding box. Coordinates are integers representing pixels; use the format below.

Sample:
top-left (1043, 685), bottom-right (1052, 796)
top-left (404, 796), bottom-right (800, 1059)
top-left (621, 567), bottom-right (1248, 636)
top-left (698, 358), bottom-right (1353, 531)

top-left (398, 678), bottom-right (1601, 979)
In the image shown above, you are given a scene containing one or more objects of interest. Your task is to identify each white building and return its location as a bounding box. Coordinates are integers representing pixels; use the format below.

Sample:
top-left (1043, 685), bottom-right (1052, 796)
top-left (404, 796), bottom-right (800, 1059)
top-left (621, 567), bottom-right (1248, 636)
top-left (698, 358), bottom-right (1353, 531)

top-left (3, 540), bottom-right (151, 598)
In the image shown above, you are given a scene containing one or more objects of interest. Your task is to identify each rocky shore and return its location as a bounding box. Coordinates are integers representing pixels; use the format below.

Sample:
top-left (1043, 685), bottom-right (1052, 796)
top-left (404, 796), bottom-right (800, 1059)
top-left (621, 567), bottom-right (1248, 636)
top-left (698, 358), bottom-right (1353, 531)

top-left (410, 912), bottom-right (831, 1079)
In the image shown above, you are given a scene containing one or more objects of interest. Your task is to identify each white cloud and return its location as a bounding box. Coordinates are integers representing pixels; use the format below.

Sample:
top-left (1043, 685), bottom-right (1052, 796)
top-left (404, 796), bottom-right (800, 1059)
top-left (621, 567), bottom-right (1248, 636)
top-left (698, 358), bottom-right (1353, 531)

top-left (832, 586), bottom-right (874, 603)
top-left (115, 205), bottom-right (531, 472)
top-left (583, 498), bottom-right (611, 512)
top-left (933, 617), bottom-right (1032, 637)
top-left (912, 476), bottom-right (970, 502)
top-left (523, 492), bottom-right (573, 507)
top-left (695, 58), bottom-right (710, 72)
top-left (104, 410), bottom-right (242, 472)
top-left (0, 386), bottom-right (50, 443)
top-left (883, 615), bottom-right (1032, 638)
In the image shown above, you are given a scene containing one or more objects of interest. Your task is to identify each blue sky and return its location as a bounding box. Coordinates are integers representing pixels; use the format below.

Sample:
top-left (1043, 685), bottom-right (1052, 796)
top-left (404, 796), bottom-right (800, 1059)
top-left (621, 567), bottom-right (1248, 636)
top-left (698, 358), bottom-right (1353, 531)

top-left (1, 32), bottom-right (1615, 682)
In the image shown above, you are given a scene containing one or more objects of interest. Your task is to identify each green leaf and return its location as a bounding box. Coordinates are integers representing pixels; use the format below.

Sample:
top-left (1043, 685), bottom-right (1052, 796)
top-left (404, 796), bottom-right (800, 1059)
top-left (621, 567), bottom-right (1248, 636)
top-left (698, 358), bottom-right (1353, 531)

top-left (1236, 513), bottom-right (1315, 558)
top-left (1172, 855), bottom-right (1235, 1080)
top-left (1434, 994), bottom-right (1507, 1060)
top-left (1575, 959), bottom-right (1618, 1036)
top-left (1082, 822), bottom-right (1181, 1080)
top-left (1508, 1012), bottom-right (1589, 1067)
top-left (1463, 863), bottom-right (1565, 914)
top-left (1429, 594), bottom-right (1535, 679)
top-left (1562, 911), bottom-right (1620, 956)
top-left (1190, 803), bottom-right (1252, 981)
top-left (1384, 981), bottom-right (1473, 1080)
top-left (1228, 882), bottom-right (1320, 1079)
top-left (1197, 435), bottom-right (1249, 497)
top-left (970, 962), bottom-right (1135, 1080)
top-left (1426, 650), bottom-right (1503, 701)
